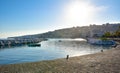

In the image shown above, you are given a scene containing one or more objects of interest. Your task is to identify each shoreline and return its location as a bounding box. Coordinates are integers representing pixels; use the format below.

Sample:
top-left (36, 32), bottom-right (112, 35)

top-left (0, 45), bottom-right (120, 73)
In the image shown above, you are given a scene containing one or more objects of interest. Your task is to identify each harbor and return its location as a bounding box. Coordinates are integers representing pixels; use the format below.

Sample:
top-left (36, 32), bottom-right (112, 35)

top-left (0, 38), bottom-right (113, 65)
top-left (0, 0), bottom-right (120, 72)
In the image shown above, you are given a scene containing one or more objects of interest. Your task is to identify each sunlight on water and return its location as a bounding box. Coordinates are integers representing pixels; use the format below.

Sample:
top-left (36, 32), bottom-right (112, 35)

top-left (0, 38), bottom-right (112, 65)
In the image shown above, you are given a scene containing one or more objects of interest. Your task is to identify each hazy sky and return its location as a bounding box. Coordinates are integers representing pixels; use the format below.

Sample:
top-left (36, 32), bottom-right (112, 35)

top-left (0, 0), bottom-right (120, 38)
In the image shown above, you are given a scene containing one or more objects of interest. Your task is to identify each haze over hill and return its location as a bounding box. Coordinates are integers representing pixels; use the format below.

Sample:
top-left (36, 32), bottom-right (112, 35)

top-left (9, 23), bottom-right (120, 39)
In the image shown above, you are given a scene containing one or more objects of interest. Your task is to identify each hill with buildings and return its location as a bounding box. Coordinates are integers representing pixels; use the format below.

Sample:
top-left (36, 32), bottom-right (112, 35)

top-left (9, 23), bottom-right (120, 39)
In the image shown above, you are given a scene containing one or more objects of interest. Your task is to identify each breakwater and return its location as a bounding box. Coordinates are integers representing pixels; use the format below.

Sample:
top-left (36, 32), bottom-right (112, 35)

top-left (0, 38), bottom-right (47, 47)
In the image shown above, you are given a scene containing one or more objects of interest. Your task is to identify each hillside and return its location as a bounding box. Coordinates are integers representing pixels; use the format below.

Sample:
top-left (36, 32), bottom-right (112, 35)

top-left (9, 23), bottom-right (120, 39)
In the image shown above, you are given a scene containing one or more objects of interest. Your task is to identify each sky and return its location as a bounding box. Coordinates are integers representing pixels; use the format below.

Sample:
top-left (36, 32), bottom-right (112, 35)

top-left (0, 0), bottom-right (120, 38)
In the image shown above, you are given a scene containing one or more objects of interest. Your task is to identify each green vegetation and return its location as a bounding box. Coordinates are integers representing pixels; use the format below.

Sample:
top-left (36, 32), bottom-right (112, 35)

top-left (103, 32), bottom-right (111, 37)
top-left (102, 26), bottom-right (120, 38)
top-left (100, 37), bottom-right (108, 41)
top-left (114, 30), bottom-right (120, 37)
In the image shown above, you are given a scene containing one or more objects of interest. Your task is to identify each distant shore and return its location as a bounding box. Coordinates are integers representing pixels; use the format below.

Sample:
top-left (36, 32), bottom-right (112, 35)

top-left (0, 44), bottom-right (120, 73)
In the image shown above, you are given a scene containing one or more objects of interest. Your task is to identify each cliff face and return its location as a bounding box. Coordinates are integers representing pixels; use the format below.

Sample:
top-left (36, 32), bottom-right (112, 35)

top-left (9, 23), bottom-right (120, 39)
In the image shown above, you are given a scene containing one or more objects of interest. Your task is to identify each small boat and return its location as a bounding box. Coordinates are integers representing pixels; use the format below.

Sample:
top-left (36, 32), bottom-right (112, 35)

top-left (58, 40), bottom-right (62, 42)
top-left (28, 43), bottom-right (41, 47)
top-left (111, 44), bottom-right (117, 47)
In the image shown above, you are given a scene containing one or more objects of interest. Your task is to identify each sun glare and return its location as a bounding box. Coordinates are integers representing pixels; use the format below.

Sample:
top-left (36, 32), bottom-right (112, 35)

top-left (63, 0), bottom-right (96, 26)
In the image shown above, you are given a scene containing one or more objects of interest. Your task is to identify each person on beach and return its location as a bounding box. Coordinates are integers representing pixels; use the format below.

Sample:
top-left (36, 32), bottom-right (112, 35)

top-left (66, 55), bottom-right (69, 60)
top-left (101, 49), bottom-right (103, 52)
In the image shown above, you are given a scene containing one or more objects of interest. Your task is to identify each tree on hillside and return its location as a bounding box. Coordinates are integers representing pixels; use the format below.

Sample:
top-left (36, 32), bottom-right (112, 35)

top-left (102, 32), bottom-right (112, 37)
top-left (115, 31), bottom-right (120, 37)
top-left (114, 26), bottom-right (120, 37)
top-left (102, 26), bottom-right (120, 38)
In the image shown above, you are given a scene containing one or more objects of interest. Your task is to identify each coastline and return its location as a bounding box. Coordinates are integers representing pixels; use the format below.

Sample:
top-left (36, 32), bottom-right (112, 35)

top-left (0, 45), bottom-right (120, 73)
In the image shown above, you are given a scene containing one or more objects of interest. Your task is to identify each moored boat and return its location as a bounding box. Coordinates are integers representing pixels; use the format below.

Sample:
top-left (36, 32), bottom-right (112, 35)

top-left (87, 38), bottom-right (116, 45)
top-left (28, 43), bottom-right (41, 47)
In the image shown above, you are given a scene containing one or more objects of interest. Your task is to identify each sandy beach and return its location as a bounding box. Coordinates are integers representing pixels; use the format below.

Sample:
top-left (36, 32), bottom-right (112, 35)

top-left (0, 45), bottom-right (120, 73)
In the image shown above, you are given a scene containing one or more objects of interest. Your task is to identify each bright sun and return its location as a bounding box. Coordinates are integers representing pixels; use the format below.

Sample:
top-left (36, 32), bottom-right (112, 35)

top-left (63, 0), bottom-right (96, 26)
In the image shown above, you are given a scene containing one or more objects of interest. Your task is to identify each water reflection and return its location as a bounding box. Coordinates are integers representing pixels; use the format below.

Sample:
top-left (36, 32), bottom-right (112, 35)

top-left (0, 45), bottom-right (27, 51)
top-left (41, 38), bottom-right (111, 56)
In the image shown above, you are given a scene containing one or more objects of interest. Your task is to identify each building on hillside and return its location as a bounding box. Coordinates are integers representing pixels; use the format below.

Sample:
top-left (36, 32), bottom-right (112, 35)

top-left (89, 23), bottom-right (120, 38)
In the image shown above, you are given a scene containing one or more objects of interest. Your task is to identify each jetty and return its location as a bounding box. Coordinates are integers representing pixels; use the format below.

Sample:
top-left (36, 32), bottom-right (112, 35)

top-left (0, 38), bottom-right (46, 47)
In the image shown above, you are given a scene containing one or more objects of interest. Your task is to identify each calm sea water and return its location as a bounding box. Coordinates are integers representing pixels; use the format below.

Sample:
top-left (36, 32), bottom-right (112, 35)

top-left (0, 38), bottom-right (112, 65)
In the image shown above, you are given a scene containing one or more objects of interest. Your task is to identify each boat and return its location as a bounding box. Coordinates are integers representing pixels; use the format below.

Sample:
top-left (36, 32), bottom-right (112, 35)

top-left (111, 44), bottom-right (117, 47)
top-left (58, 40), bottom-right (62, 42)
top-left (87, 38), bottom-right (116, 45)
top-left (28, 43), bottom-right (41, 47)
